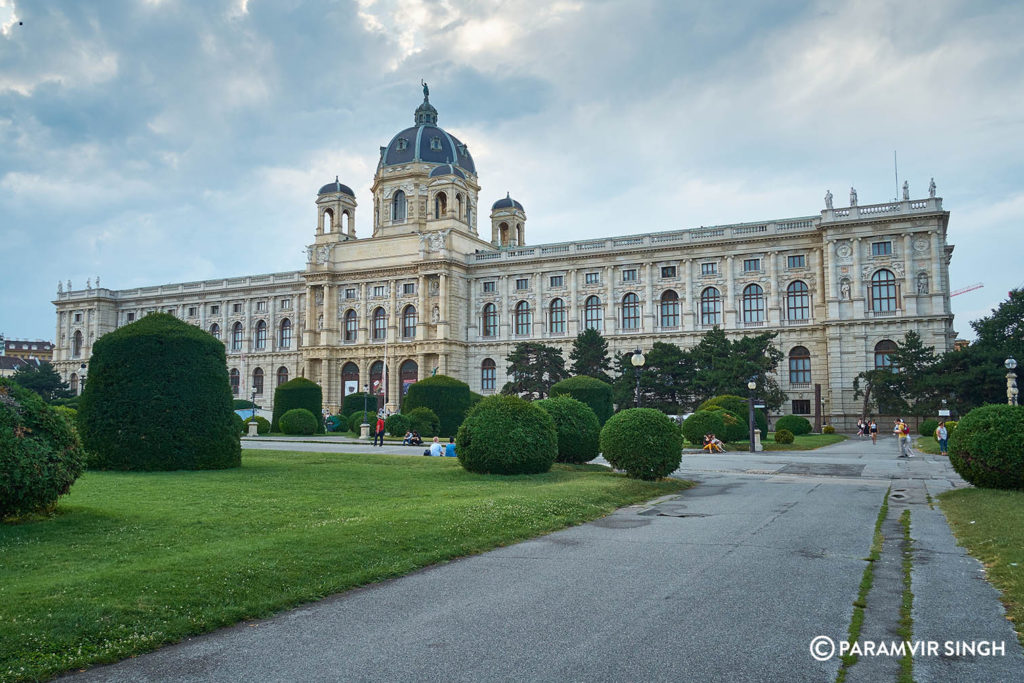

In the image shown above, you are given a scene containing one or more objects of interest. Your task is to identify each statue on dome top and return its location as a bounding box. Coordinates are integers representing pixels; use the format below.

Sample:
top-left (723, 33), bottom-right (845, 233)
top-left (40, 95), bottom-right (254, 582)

top-left (421, 79), bottom-right (429, 99)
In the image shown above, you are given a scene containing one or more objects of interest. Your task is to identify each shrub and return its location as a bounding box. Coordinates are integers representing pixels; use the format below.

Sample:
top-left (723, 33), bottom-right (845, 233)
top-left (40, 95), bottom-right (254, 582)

top-left (348, 411), bottom-right (372, 435)
top-left (775, 414), bottom-right (812, 436)
top-left (406, 406), bottom-right (440, 437)
top-left (77, 313), bottom-right (239, 471)
top-left (384, 413), bottom-right (410, 437)
top-left (272, 378), bottom-right (323, 433)
top-left (698, 395), bottom-right (768, 435)
top-left (822, 425), bottom-right (835, 434)
top-left (919, 419), bottom-right (939, 437)
top-left (325, 414), bottom-right (344, 432)
top-left (600, 408), bottom-right (682, 480)
top-left (681, 410), bottom-right (726, 446)
top-left (341, 392), bottom-right (374, 418)
top-left (233, 399), bottom-right (259, 410)
top-left (231, 412), bottom-right (245, 435)
top-left (279, 408), bottom-right (318, 435)
top-left (948, 405), bottom-right (1024, 490)
top-left (702, 406), bottom-right (747, 442)
top-left (243, 415), bottom-right (271, 435)
top-left (1, 378), bottom-right (86, 518)
top-left (456, 395), bottom-right (557, 474)
top-left (403, 375), bottom-right (472, 437)
top-left (549, 376), bottom-right (614, 425)
top-left (535, 395), bottom-right (601, 463)
top-left (774, 429), bottom-right (795, 444)
top-left (944, 420), bottom-right (958, 435)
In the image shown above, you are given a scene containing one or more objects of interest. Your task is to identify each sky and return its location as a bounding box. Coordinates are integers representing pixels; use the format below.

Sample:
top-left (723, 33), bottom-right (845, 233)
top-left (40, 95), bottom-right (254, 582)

top-left (1, 0), bottom-right (1022, 343)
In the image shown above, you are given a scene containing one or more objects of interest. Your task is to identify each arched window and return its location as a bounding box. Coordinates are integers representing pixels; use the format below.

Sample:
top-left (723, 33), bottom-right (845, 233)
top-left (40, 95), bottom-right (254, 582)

top-left (621, 293), bottom-right (640, 330)
top-left (344, 309), bottom-right (357, 342)
top-left (400, 359), bottom-right (418, 397)
top-left (787, 281), bottom-right (810, 321)
top-left (700, 287), bottom-right (722, 326)
top-left (742, 284), bottom-right (765, 323)
top-left (481, 358), bottom-right (496, 391)
top-left (456, 193), bottom-right (463, 221)
top-left (279, 319), bottom-right (291, 348)
top-left (229, 368), bottom-right (240, 395)
top-left (254, 320), bottom-right (267, 350)
top-left (372, 307), bottom-right (387, 340)
top-left (584, 296), bottom-right (602, 330)
top-left (209, 323), bottom-right (221, 341)
top-left (659, 290), bottom-right (679, 328)
top-left (341, 211), bottom-right (350, 233)
top-left (252, 367), bottom-right (264, 395)
top-left (549, 298), bottom-right (566, 335)
top-left (392, 190), bottom-right (406, 222)
top-left (434, 192), bottom-right (447, 219)
top-left (871, 269), bottom-right (898, 312)
top-left (276, 366), bottom-right (289, 387)
top-left (231, 322), bottom-right (243, 351)
top-left (69, 373), bottom-right (78, 394)
top-left (323, 208), bottom-right (333, 233)
top-left (72, 330), bottom-right (83, 358)
top-left (482, 303), bottom-right (498, 337)
top-left (402, 305), bottom-right (417, 338)
top-left (370, 360), bottom-right (385, 399)
top-left (875, 340), bottom-right (898, 370)
top-left (341, 362), bottom-right (358, 394)
top-left (789, 346), bottom-right (811, 384)
top-left (515, 301), bottom-right (532, 336)
top-left (466, 204), bottom-right (472, 226)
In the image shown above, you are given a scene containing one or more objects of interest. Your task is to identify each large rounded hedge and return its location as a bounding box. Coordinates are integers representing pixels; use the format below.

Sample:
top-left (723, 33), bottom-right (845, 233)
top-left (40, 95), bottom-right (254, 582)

top-left (348, 410), bottom-right (372, 434)
top-left (406, 406), bottom-right (440, 437)
top-left (919, 419), bottom-right (939, 438)
top-left (77, 313), bottom-right (240, 471)
top-left (775, 414), bottom-right (812, 436)
top-left (1, 379), bottom-right (86, 518)
top-left (272, 377), bottom-right (323, 433)
top-left (341, 392), bottom-right (374, 418)
top-left (403, 375), bottom-right (472, 437)
top-left (536, 395), bottom-right (601, 463)
top-left (384, 413), bottom-right (410, 436)
top-left (702, 406), bottom-right (747, 442)
top-left (550, 376), bottom-right (614, 425)
top-left (243, 415), bottom-right (270, 435)
top-left (280, 408), bottom-right (318, 435)
top-left (949, 405), bottom-right (1024, 490)
top-left (600, 408), bottom-right (682, 480)
top-left (456, 395), bottom-right (557, 474)
top-left (682, 410), bottom-right (727, 446)
top-left (698, 395), bottom-right (768, 436)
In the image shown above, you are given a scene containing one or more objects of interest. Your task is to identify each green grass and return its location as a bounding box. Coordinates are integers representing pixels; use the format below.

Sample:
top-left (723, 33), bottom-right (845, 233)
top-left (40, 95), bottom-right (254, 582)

top-left (720, 433), bottom-right (847, 451)
top-left (938, 488), bottom-right (1024, 646)
top-left (898, 509), bottom-right (914, 683)
top-left (0, 450), bottom-right (689, 681)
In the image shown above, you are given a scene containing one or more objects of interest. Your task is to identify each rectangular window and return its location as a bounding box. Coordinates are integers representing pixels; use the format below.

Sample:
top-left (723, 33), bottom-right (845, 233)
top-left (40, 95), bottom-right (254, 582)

top-left (188, 307), bottom-right (198, 317)
top-left (210, 305), bottom-right (220, 315)
top-left (74, 312), bottom-right (82, 322)
top-left (792, 399), bottom-right (811, 415)
top-left (787, 254), bottom-right (806, 269)
top-left (743, 259), bottom-right (760, 272)
top-left (872, 241), bottom-right (892, 256)
top-left (345, 288), bottom-right (356, 299)
top-left (661, 266), bottom-right (677, 279)
top-left (701, 262), bottom-right (717, 276)
top-left (549, 275), bottom-right (564, 288)
top-left (585, 272), bottom-right (599, 284)
top-left (256, 301), bottom-right (267, 312)
top-left (516, 278), bottom-right (528, 290)
top-left (373, 285), bottom-right (386, 297)
top-left (126, 312), bottom-right (135, 322)
top-left (166, 308), bottom-right (176, 315)
top-left (622, 269), bottom-right (637, 282)
top-left (483, 281), bottom-right (496, 293)
top-left (281, 298), bottom-right (291, 310)
top-left (403, 283), bottom-right (415, 295)
top-left (232, 303), bottom-right (242, 314)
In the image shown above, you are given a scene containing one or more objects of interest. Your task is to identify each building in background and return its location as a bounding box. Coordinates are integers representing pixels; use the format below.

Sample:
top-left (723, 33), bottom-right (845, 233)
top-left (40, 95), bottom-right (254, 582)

top-left (52, 90), bottom-right (955, 428)
top-left (1, 335), bottom-right (54, 363)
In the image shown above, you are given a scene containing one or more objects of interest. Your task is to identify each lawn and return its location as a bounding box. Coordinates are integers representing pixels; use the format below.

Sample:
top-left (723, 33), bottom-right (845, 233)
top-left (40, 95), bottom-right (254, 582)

top-left (914, 435), bottom-right (941, 454)
top-left (0, 450), bottom-right (687, 681)
top-left (939, 488), bottom-right (1024, 645)
top-left (720, 433), bottom-right (847, 451)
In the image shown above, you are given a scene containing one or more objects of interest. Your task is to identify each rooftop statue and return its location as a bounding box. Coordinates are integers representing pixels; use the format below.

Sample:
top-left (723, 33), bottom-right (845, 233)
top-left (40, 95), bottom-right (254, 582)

top-left (421, 80), bottom-right (429, 99)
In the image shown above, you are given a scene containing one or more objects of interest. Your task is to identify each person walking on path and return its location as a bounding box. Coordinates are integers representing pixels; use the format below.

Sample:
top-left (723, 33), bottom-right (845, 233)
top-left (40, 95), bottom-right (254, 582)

top-left (894, 418), bottom-right (912, 457)
top-left (935, 421), bottom-right (948, 456)
top-left (374, 416), bottom-right (386, 447)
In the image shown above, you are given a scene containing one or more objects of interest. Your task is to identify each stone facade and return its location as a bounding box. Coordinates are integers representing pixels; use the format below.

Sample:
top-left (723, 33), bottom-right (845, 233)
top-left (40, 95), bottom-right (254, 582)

top-left (52, 93), bottom-right (954, 428)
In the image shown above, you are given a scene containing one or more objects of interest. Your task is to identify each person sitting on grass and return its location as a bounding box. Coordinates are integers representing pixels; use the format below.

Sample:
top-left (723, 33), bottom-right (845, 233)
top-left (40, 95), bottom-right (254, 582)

top-left (429, 436), bottom-right (443, 457)
top-left (402, 431), bottom-right (413, 445)
top-left (710, 435), bottom-right (726, 453)
top-left (445, 436), bottom-right (457, 457)
top-left (702, 434), bottom-right (714, 452)
top-left (409, 431), bottom-right (422, 446)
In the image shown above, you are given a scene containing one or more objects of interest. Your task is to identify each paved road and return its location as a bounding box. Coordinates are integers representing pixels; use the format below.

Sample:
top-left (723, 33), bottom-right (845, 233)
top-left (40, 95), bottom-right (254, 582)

top-left (67, 437), bottom-right (1023, 682)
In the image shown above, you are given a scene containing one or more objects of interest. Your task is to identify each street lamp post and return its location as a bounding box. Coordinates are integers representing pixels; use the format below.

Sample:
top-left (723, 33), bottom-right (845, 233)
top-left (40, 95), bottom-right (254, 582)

top-left (361, 383), bottom-right (370, 438)
top-left (747, 376), bottom-right (757, 453)
top-left (79, 363), bottom-right (87, 395)
top-left (250, 388), bottom-right (257, 422)
top-left (630, 348), bottom-right (646, 408)
top-left (1006, 358), bottom-right (1018, 406)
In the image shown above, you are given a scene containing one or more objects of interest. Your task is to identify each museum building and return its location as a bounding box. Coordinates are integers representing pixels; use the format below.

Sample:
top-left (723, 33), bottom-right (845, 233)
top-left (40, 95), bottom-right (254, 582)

top-left (52, 90), bottom-right (955, 428)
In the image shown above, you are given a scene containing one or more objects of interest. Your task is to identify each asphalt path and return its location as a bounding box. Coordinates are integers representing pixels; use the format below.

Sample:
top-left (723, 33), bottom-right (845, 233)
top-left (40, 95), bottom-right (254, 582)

top-left (66, 437), bottom-right (1023, 682)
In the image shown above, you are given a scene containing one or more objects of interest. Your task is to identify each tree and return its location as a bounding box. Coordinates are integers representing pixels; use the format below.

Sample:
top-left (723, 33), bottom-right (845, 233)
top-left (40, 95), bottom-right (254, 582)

top-left (689, 328), bottom-right (786, 410)
top-left (612, 342), bottom-right (696, 413)
top-left (569, 328), bottom-right (613, 382)
top-left (501, 342), bottom-right (568, 400)
top-left (10, 361), bottom-right (71, 401)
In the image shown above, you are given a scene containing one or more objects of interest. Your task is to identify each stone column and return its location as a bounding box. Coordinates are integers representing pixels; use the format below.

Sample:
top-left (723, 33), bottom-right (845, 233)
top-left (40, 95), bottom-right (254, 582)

top-left (902, 234), bottom-right (913, 314)
top-left (645, 261), bottom-right (656, 331)
top-left (500, 274), bottom-right (510, 339)
top-left (418, 273), bottom-right (428, 340)
top-left (359, 282), bottom-right (368, 344)
top-left (605, 265), bottom-right (615, 335)
top-left (537, 268), bottom-right (545, 338)
top-left (568, 268), bottom-right (579, 336)
top-left (767, 251), bottom-right (778, 324)
top-left (725, 256), bottom-right (735, 327)
top-left (439, 271), bottom-right (448, 340)
top-left (929, 230), bottom-right (941, 298)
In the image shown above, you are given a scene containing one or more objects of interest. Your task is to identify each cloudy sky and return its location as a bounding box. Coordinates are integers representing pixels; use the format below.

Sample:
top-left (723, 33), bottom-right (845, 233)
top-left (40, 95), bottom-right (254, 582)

top-left (1, 0), bottom-right (1022, 343)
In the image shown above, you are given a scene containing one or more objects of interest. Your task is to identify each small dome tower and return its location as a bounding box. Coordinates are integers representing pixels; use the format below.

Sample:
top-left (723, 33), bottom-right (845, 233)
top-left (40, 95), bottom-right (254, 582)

top-left (315, 177), bottom-right (357, 242)
top-left (490, 192), bottom-right (526, 247)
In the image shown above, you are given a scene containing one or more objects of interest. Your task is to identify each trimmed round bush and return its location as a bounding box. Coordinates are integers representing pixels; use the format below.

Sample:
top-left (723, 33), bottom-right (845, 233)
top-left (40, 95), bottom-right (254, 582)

top-left (341, 392), bottom-right (374, 418)
top-left (774, 429), bottom-right (795, 444)
top-left (403, 375), bottom-right (472, 437)
top-left (231, 412), bottom-right (245, 435)
top-left (536, 395), bottom-right (601, 463)
top-left (550, 376), bottom-right (614, 425)
top-left (698, 395), bottom-right (768, 436)
top-left (407, 406), bottom-right (440, 437)
top-left (600, 408), bottom-right (682, 480)
top-left (348, 410), bottom-right (372, 434)
top-left (681, 410), bottom-right (727, 446)
top-left (702, 406), bottom-right (746, 442)
top-left (77, 313), bottom-right (240, 471)
top-left (233, 399), bottom-right (258, 410)
top-left (243, 415), bottom-right (270, 435)
top-left (456, 395), bottom-right (557, 474)
top-left (822, 424), bottom-right (836, 434)
top-left (279, 408), bottom-right (318, 435)
top-left (919, 419), bottom-right (939, 438)
top-left (272, 378), bottom-right (323, 433)
top-left (775, 414), bottom-right (812, 436)
top-left (949, 405), bottom-right (1024, 490)
top-left (1, 378), bottom-right (86, 518)
top-left (384, 413), bottom-right (410, 436)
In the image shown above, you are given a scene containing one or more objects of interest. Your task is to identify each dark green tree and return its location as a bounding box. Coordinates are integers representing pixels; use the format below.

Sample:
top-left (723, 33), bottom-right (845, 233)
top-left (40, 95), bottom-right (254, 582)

top-left (612, 342), bottom-right (696, 413)
top-left (569, 328), bottom-right (613, 383)
top-left (501, 342), bottom-right (568, 400)
top-left (854, 331), bottom-right (940, 417)
top-left (10, 361), bottom-right (71, 401)
top-left (689, 328), bottom-right (785, 410)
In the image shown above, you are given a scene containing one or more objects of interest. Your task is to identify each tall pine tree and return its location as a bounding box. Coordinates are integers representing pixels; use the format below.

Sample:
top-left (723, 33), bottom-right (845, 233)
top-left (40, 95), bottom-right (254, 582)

top-left (569, 328), bottom-right (613, 383)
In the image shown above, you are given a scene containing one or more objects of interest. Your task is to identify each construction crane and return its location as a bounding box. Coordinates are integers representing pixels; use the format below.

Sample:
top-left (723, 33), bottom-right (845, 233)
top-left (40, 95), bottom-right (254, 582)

top-left (950, 282), bottom-right (984, 297)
